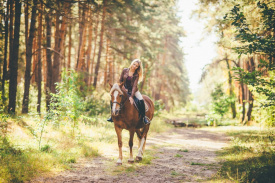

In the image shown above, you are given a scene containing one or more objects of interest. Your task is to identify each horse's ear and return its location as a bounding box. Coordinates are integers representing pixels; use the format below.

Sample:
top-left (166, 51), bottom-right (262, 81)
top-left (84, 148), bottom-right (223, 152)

top-left (109, 82), bottom-right (113, 88)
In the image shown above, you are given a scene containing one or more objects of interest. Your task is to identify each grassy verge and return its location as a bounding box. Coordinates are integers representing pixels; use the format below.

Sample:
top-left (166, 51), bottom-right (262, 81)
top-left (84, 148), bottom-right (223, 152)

top-left (0, 111), bottom-right (172, 182)
top-left (208, 126), bottom-right (275, 183)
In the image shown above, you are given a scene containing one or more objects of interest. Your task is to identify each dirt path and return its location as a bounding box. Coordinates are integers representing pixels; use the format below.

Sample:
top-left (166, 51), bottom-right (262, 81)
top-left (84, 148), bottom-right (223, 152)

top-left (29, 128), bottom-right (229, 183)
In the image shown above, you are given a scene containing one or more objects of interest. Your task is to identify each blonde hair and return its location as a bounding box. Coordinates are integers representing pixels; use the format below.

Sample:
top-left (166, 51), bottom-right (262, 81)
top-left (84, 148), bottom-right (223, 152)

top-left (129, 59), bottom-right (143, 83)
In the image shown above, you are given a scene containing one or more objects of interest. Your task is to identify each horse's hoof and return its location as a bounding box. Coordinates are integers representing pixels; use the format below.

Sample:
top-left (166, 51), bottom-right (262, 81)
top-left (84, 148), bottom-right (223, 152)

top-left (128, 160), bottom-right (134, 164)
top-left (135, 156), bottom-right (142, 162)
top-left (116, 162), bottom-right (122, 166)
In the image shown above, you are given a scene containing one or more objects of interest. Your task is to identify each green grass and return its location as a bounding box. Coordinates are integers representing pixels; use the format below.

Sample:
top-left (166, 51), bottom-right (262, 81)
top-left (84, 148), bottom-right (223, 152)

top-left (139, 150), bottom-right (155, 165)
top-left (125, 166), bottom-right (136, 173)
top-left (171, 170), bottom-right (184, 177)
top-left (0, 116), bottom-right (110, 182)
top-left (175, 153), bottom-right (183, 157)
top-left (191, 162), bottom-right (209, 166)
top-left (0, 112), bottom-right (173, 182)
top-left (211, 127), bottom-right (275, 183)
top-left (179, 149), bottom-right (188, 152)
top-left (0, 139), bottom-right (37, 183)
top-left (150, 113), bottom-right (173, 133)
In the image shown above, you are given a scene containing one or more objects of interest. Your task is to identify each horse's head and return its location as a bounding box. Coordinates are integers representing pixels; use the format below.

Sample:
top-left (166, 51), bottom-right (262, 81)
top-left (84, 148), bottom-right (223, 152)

top-left (109, 82), bottom-right (127, 116)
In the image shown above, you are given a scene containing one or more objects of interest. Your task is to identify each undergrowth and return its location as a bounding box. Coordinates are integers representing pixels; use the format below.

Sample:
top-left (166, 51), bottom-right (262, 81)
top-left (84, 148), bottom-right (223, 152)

top-left (0, 109), bottom-right (171, 182)
top-left (212, 127), bottom-right (275, 183)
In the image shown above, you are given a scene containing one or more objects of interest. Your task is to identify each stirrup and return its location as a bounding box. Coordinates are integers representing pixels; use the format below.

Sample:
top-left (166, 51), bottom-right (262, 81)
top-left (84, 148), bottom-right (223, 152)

top-left (107, 116), bottom-right (113, 122)
top-left (143, 116), bottom-right (150, 125)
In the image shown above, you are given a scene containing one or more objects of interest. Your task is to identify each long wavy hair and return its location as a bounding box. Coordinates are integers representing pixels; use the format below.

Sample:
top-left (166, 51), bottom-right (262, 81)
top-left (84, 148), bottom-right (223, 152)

top-left (129, 59), bottom-right (143, 83)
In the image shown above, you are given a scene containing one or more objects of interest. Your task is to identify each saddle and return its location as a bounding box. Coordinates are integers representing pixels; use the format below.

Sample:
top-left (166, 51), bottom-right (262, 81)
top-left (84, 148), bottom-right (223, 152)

top-left (133, 96), bottom-right (149, 114)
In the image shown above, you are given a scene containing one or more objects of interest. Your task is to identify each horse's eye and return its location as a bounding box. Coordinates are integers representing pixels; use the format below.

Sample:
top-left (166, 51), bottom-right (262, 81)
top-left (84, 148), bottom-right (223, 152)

top-left (120, 95), bottom-right (123, 97)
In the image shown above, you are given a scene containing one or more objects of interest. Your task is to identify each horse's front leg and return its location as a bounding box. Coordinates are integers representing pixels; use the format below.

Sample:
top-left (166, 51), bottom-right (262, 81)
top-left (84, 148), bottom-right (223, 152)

top-left (115, 126), bottom-right (123, 165)
top-left (128, 129), bottom-right (135, 163)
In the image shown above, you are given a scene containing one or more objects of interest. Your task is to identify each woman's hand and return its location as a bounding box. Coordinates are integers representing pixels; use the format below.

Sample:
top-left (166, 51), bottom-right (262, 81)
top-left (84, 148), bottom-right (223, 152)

top-left (122, 85), bottom-right (128, 93)
top-left (129, 97), bottom-right (134, 105)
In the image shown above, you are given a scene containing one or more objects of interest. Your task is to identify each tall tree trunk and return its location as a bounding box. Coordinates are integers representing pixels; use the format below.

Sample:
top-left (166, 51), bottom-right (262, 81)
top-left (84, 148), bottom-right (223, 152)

top-left (79, 23), bottom-right (87, 71)
top-left (91, 12), bottom-right (100, 85)
top-left (25, 0), bottom-right (29, 49)
top-left (22, 0), bottom-right (38, 114)
top-left (86, 11), bottom-right (93, 86)
top-left (8, 0), bottom-right (21, 113)
top-left (225, 55), bottom-right (236, 118)
top-left (104, 38), bottom-right (109, 87)
top-left (51, 1), bottom-right (68, 91)
top-left (76, 3), bottom-right (86, 71)
top-left (37, 2), bottom-right (42, 113)
top-left (245, 57), bottom-right (255, 122)
top-left (246, 89), bottom-right (254, 122)
top-left (112, 55), bottom-right (115, 84)
top-left (9, 0), bottom-right (14, 69)
top-left (240, 78), bottom-right (246, 123)
top-left (2, 0), bottom-right (9, 105)
top-left (45, 11), bottom-right (53, 110)
top-left (93, 0), bottom-right (107, 88)
top-left (107, 40), bottom-right (113, 85)
top-left (52, 1), bottom-right (61, 93)
top-left (32, 35), bottom-right (37, 84)
top-left (59, 3), bottom-right (68, 70)
top-left (67, 7), bottom-right (72, 70)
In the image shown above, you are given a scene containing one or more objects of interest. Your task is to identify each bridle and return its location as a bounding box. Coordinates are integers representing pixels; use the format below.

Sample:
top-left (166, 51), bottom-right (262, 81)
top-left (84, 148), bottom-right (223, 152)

top-left (110, 90), bottom-right (127, 112)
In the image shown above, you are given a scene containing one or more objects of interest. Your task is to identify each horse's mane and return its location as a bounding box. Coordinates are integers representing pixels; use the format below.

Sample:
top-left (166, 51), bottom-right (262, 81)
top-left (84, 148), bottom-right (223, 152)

top-left (110, 83), bottom-right (123, 95)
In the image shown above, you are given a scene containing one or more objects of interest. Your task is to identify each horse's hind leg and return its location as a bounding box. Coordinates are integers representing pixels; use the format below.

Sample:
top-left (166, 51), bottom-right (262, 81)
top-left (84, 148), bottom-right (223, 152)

top-left (141, 134), bottom-right (148, 153)
top-left (136, 136), bottom-right (146, 161)
top-left (128, 129), bottom-right (135, 163)
top-left (136, 127), bottom-right (149, 161)
top-left (115, 126), bottom-right (123, 165)
top-left (135, 129), bottom-right (142, 149)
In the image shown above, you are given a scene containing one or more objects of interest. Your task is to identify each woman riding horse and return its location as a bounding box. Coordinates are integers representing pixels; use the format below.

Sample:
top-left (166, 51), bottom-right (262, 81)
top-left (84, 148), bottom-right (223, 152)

top-left (107, 59), bottom-right (150, 125)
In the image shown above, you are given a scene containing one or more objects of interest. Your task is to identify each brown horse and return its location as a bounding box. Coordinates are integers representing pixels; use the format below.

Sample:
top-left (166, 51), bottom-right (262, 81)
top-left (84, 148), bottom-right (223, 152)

top-left (109, 82), bottom-right (154, 165)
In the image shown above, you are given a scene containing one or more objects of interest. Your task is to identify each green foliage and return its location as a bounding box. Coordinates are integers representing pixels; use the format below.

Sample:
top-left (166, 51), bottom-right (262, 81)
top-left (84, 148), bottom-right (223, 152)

top-left (40, 144), bottom-right (51, 153)
top-left (66, 158), bottom-right (76, 164)
top-left (83, 94), bottom-right (109, 116)
top-left (185, 102), bottom-right (199, 112)
top-left (232, 67), bottom-right (275, 108)
top-left (49, 70), bottom-right (110, 121)
top-left (50, 70), bottom-right (85, 127)
top-left (225, 2), bottom-right (275, 61)
top-left (247, 72), bottom-right (275, 126)
top-left (0, 113), bottom-right (9, 137)
top-left (225, 2), bottom-right (275, 108)
top-left (223, 1), bottom-right (275, 127)
top-left (154, 100), bottom-right (165, 116)
top-left (207, 84), bottom-right (231, 125)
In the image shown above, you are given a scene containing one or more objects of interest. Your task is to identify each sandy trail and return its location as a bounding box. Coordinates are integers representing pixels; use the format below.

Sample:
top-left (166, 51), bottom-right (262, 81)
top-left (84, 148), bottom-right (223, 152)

top-left (29, 128), bottom-right (229, 183)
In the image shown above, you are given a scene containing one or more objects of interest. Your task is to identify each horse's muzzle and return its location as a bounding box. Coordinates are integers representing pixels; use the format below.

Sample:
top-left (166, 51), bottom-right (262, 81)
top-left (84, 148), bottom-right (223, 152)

top-left (112, 109), bottom-right (120, 116)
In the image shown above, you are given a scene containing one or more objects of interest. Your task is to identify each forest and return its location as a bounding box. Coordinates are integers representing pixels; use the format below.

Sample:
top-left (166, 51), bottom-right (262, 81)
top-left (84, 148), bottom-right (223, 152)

top-left (0, 0), bottom-right (274, 182)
